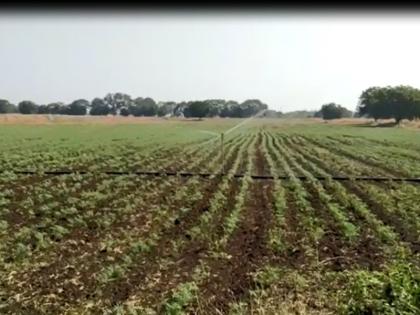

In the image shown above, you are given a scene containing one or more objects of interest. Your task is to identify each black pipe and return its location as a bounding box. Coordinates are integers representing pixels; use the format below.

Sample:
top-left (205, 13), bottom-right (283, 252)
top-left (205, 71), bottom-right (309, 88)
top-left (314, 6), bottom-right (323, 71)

top-left (1, 170), bottom-right (420, 182)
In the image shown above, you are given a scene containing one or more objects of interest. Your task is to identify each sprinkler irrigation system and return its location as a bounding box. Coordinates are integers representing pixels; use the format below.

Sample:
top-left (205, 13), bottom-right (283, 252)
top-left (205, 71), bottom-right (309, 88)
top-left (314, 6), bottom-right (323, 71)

top-left (198, 109), bottom-right (267, 175)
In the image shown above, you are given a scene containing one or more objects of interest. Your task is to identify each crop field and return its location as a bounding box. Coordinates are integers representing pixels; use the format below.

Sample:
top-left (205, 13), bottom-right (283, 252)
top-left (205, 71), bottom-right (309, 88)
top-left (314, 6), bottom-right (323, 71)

top-left (0, 118), bottom-right (419, 314)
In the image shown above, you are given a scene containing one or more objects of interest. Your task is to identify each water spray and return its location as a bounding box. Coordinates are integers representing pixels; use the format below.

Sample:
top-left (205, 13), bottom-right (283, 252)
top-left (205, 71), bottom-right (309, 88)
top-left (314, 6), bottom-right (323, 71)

top-left (198, 109), bottom-right (266, 176)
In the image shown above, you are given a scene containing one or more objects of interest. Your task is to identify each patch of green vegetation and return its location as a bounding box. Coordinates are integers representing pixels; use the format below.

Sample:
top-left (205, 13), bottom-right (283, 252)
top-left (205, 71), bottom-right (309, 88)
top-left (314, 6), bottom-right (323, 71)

top-left (339, 261), bottom-right (420, 315)
top-left (163, 282), bottom-right (198, 315)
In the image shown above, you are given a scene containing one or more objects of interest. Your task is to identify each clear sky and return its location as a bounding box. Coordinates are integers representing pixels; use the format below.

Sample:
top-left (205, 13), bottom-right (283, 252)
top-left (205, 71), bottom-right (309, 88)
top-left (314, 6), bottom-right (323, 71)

top-left (1, 11), bottom-right (420, 112)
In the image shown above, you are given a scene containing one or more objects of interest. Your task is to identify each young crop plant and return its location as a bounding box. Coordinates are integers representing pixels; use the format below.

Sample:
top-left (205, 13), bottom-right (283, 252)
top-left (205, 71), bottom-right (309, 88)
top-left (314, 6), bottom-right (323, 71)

top-left (290, 144), bottom-right (400, 247)
top-left (339, 261), bottom-right (420, 315)
top-left (150, 133), bottom-right (258, 315)
top-left (277, 139), bottom-right (360, 243)
top-left (159, 259), bottom-right (211, 315)
top-left (162, 281), bottom-right (199, 315)
top-left (216, 134), bottom-right (257, 249)
top-left (286, 136), bottom-right (365, 177)
top-left (190, 135), bottom-right (253, 243)
top-left (303, 136), bottom-right (410, 177)
top-left (359, 182), bottom-right (420, 234)
top-left (98, 265), bottom-right (126, 284)
top-left (268, 133), bottom-right (326, 254)
top-left (4, 119), bottom-right (420, 314)
top-left (0, 220), bottom-right (8, 234)
top-left (79, 138), bottom-right (237, 312)
top-left (261, 131), bottom-right (288, 253)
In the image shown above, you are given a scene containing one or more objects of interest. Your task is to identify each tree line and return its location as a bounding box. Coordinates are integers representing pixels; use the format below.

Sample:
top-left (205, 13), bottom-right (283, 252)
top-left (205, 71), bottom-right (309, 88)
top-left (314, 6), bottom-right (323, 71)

top-left (3, 85), bottom-right (419, 122)
top-left (0, 93), bottom-right (273, 119)
top-left (314, 85), bottom-right (420, 122)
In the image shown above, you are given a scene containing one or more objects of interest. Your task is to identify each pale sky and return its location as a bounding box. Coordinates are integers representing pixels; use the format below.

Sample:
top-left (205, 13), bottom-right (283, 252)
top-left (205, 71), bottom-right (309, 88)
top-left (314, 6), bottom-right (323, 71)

top-left (1, 11), bottom-right (420, 112)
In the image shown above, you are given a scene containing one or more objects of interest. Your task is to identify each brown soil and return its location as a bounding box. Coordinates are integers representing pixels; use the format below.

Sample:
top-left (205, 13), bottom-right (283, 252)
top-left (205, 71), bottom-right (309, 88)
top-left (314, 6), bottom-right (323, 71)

top-left (195, 180), bottom-right (273, 314)
top-left (192, 137), bottom-right (273, 314)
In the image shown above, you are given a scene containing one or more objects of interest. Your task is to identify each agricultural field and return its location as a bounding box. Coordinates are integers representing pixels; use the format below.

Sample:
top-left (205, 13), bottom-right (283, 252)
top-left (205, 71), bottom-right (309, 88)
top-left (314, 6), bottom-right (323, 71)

top-left (0, 118), bottom-right (419, 314)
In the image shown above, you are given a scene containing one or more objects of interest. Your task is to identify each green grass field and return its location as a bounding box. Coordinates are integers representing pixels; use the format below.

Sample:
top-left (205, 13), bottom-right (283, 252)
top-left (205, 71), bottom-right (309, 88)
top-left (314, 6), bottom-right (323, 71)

top-left (0, 118), bottom-right (419, 314)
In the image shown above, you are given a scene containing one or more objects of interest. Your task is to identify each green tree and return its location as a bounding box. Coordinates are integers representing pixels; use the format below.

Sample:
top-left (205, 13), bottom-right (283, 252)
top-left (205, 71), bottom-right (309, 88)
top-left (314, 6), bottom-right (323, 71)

top-left (239, 99), bottom-right (268, 117)
top-left (130, 97), bottom-right (157, 116)
top-left (104, 93), bottom-right (132, 115)
top-left (46, 102), bottom-right (65, 114)
top-left (120, 107), bottom-right (130, 116)
top-left (173, 102), bottom-right (188, 117)
top-left (184, 101), bottom-right (210, 119)
top-left (320, 103), bottom-right (352, 120)
top-left (357, 85), bottom-right (420, 124)
top-left (220, 100), bottom-right (239, 118)
top-left (157, 101), bottom-right (177, 117)
top-left (90, 98), bottom-right (110, 116)
top-left (0, 99), bottom-right (17, 113)
top-left (203, 99), bottom-right (226, 117)
top-left (65, 99), bottom-right (89, 115)
top-left (18, 101), bottom-right (38, 114)
top-left (37, 105), bottom-right (49, 114)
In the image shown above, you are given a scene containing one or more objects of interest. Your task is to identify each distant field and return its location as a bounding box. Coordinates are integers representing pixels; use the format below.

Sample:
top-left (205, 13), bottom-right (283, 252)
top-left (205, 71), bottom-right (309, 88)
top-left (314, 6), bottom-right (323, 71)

top-left (0, 118), bottom-right (419, 314)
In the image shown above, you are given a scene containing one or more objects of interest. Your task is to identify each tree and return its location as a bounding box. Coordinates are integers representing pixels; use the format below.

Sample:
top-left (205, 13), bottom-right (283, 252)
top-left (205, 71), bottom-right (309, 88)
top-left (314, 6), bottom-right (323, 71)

top-left (65, 99), bottom-right (89, 115)
top-left (220, 101), bottom-right (238, 118)
top-left (357, 87), bottom-right (392, 121)
top-left (90, 98), bottom-right (110, 116)
top-left (173, 102), bottom-right (188, 117)
top-left (184, 101), bottom-right (210, 119)
top-left (47, 102), bottom-right (65, 114)
top-left (319, 103), bottom-right (352, 120)
top-left (0, 99), bottom-right (17, 113)
top-left (357, 85), bottom-right (420, 124)
top-left (130, 97), bottom-right (157, 116)
top-left (204, 99), bottom-right (226, 117)
top-left (120, 107), bottom-right (130, 116)
top-left (18, 101), bottom-right (38, 114)
top-left (239, 99), bottom-right (268, 117)
top-left (37, 105), bottom-right (49, 114)
top-left (157, 101), bottom-right (177, 117)
top-left (104, 93), bottom-right (132, 115)
top-left (224, 99), bottom-right (268, 118)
